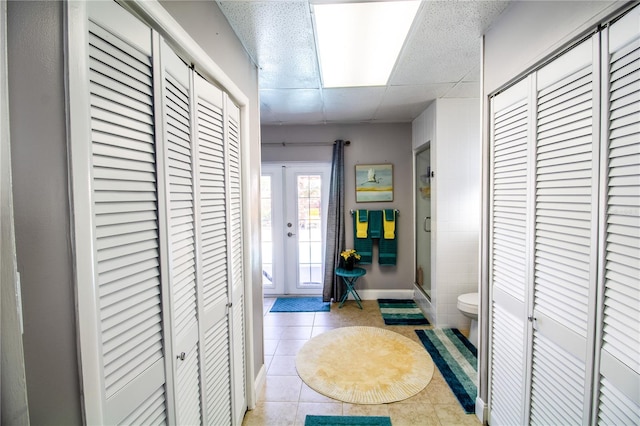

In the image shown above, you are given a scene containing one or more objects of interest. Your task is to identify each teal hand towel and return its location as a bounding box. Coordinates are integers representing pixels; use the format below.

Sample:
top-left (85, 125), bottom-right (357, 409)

top-left (369, 210), bottom-right (382, 239)
top-left (379, 238), bottom-right (397, 265)
top-left (384, 209), bottom-right (395, 221)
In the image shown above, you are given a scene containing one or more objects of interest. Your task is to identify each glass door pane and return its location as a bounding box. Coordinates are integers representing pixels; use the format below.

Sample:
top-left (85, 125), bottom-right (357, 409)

top-left (296, 174), bottom-right (324, 288)
top-left (416, 147), bottom-right (432, 299)
top-left (260, 175), bottom-right (274, 290)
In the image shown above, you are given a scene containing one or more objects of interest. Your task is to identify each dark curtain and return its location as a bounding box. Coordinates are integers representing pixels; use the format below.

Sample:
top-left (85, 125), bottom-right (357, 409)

top-left (323, 140), bottom-right (346, 302)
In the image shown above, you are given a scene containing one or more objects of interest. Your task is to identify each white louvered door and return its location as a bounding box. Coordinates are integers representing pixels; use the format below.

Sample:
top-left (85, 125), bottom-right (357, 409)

top-left (159, 42), bottom-right (202, 424)
top-left (489, 6), bottom-right (640, 424)
top-left (194, 73), bottom-right (233, 425)
top-left (87, 3), bottom-right (169, 423)
top-left (488, 78), bottom-right (532, 426)
top-left (530, 37), bottom-right (599, 425)
top-left (226, 100), bottom-right (247, 425)
top-left (72, 1), bottom-right (249, 423)
top-left (595, 6), bottom-right (640, 424)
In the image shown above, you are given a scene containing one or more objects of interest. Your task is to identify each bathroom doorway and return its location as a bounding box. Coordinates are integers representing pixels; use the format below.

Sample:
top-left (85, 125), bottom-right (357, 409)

top-left (415, 145), bottom-right (432, 299)
top-left (261, 162), bottom-right (331, 296)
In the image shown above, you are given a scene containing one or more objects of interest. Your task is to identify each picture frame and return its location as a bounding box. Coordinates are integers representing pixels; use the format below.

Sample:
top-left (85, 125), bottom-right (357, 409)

top-left (355, 164), bottom-right (393, 202)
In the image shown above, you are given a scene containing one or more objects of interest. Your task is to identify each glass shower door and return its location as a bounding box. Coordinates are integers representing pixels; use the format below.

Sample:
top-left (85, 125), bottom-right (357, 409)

top-left (415, 146), bottom-right (431, 299)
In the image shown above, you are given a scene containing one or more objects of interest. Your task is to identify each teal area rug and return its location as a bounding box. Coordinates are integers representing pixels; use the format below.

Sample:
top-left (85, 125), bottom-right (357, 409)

top-left (305, 415), bottom-right (392, 426)
top-left (415, 328), bottom-right (477, 413)
top-left (270, 297), bottom-right (330, 312)
top-left (377, 299), bottom-right (430, 325)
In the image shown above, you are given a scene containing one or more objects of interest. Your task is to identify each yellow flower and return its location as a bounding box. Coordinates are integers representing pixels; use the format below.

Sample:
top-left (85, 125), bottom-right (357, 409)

top-left (340, 249), bottom-right (361, 261)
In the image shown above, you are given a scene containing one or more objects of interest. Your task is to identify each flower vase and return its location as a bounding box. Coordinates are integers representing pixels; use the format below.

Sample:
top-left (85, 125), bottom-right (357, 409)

top-left (344, 258), bottom-right (355, 271)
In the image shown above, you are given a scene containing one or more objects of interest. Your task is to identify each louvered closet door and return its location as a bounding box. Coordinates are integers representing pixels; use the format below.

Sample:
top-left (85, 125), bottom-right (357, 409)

top-left (226, 101), bottom-right (247, 425)
top-left (160, 42), bottom-right (202, 424)
top-left (194, 74), bottom-right (233, 425)
top-left (488, 78), bottom-right (532, 426)
top-left (530, 37), bottom-right (598, 425)
top-left (596, 6), bottom-right (640, 424)
top-left (87, 3), bottom-right (168, 423)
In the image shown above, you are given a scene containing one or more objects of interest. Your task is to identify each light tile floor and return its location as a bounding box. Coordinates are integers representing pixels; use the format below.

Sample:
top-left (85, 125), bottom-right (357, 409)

top-left (242, 298), bottom-right (480, 426)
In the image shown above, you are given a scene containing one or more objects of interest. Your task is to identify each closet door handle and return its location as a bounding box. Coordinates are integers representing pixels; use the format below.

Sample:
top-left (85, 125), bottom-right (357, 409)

top-left (423, 217), bottom-right (431, 233)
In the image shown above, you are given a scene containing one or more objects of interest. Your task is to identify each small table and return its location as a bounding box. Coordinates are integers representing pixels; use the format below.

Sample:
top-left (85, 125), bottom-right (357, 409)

top-left (335, 267), bottom-right (366, 309)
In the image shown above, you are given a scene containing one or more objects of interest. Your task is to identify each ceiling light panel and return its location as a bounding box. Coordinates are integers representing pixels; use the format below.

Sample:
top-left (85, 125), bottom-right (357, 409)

top-left (313, 1), bottom-right (420, 88)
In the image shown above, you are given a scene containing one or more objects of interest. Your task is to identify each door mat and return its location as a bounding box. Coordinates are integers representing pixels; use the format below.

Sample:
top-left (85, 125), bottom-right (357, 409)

top-left (415, 328), bottom-right (477, 413)
top-left (305, 415), bottom-right (392, 426)
top-left (270, 297), bottom-right (330, 312)
top-left (377, 299), bottom-right (430, 325)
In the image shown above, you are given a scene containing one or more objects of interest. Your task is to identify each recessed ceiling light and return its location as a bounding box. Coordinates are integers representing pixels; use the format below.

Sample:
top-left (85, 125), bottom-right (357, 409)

top-left (313, 1), bottom-right (420, 88)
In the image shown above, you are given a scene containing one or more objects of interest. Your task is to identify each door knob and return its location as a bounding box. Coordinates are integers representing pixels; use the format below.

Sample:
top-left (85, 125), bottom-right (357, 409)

top-left (287, 232), bottom-right (295, 237)
top-left (177, 352), bottom-right (186, 361)
top-left (423, 217), bottom-right (431, 233)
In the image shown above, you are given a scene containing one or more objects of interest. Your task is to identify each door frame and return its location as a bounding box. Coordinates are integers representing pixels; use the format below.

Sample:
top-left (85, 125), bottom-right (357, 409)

top-left (261, 161), bottom-right (332, 296)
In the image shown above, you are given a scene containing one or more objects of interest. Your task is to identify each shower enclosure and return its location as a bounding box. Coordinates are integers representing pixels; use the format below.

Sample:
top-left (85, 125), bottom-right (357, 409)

top-left (415, 145), bottom-right (431, 299)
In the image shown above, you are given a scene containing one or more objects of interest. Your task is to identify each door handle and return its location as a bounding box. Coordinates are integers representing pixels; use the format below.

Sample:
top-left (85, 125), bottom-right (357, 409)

top-left (287, 232), bottom-right (296, 237)
top-left (423, 217), bottom-right (431, 233)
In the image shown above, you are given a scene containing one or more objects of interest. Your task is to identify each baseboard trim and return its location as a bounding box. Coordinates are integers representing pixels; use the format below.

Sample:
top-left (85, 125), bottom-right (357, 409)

top-left (358, 289), bottom-right (414, 300)
top-left (252, 363), bottom-right (266, 408)
top-left (476, 397), bottom-right (487, 424)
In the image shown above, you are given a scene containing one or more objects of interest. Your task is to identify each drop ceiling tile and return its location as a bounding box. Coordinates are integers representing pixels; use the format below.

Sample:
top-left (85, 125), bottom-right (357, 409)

top-left (218, 0), bottom-right (512, 124)
top-left (260, 89), bottom-right (324, 124)
top-left (376, 83), bottom-right (453, 121)
top-left (323, 87), bottom-right (386, 122)
top-left (443, 81), bottom-right (481, 98)
top-left (218, 1), bottom-right (320, 89)
top-left (462, 64), bottom-right (481, 82)
top-left (391, 1), bottom-right (510, 85)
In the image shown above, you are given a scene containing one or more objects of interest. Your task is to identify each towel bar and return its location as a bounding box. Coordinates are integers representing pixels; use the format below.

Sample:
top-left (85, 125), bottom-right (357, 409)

top-left (350, 209), bottom-right (399, 216)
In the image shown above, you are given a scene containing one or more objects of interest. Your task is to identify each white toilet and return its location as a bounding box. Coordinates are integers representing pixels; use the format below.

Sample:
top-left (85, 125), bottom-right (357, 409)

top-left (457, 292), bottom-right (478, 347)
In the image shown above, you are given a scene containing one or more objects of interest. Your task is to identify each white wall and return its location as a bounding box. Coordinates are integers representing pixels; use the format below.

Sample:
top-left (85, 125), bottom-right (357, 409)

top-left (414, 99), bottom-right (480, 328)
top-left (433, 99), bottom-right (481, 329)
top-left (262, 124), bottom-right (414, 295)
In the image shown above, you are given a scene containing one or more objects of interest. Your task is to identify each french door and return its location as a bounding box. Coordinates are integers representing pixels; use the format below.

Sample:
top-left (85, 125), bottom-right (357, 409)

top-left (261, 163), bottom-right (331, 295)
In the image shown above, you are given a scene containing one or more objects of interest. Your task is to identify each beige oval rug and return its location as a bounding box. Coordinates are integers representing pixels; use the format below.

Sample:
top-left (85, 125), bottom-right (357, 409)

top-left (295, 326), bottom-right (434, 404)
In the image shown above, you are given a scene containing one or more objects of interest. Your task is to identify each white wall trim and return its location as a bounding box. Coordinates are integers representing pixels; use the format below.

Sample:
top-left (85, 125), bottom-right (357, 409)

top-left (65, 2), bottom-right (103, 423)
top-left (476, 397), bottom-right (488, 424)
top-left (253, 364), bottom-right (267, 406)
top-left (357, 289), bottom-right (414, 300)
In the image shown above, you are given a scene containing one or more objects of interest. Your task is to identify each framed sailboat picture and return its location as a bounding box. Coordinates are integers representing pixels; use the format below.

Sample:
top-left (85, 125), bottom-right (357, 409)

top-left (355, 164), bottom-right (394, 202)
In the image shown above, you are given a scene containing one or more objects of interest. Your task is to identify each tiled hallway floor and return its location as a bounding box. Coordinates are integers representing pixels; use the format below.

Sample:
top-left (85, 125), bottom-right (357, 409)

top-left (242, 298), bottom-right (480, 426)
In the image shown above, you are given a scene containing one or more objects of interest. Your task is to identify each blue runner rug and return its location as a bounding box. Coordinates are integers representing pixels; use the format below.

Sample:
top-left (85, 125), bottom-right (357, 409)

top-left (415, 328), bottom-right (477, 414)
top-left (305, 415), bottom-right (391, 426)
top-left (270, 297), bottom-right (330, 312)
top-left (377, 299), bottom-right (430, 325)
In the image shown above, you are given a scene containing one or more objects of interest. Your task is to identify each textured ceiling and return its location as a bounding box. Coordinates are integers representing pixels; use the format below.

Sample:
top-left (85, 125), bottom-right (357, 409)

top-left (217, 0), bottom-right (511, 125)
